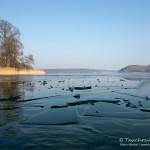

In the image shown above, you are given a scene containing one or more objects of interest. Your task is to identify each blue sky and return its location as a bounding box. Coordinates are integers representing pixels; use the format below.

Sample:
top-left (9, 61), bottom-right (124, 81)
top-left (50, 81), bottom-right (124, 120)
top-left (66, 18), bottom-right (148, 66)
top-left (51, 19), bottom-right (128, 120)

top-left (1, 0), bottom-right (150, 70)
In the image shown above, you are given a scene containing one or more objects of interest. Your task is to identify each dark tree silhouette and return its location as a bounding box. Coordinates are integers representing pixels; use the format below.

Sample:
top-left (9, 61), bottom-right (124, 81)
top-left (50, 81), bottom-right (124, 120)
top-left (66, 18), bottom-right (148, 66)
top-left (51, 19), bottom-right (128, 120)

top-left (0, 20), bottom-right (34, 69)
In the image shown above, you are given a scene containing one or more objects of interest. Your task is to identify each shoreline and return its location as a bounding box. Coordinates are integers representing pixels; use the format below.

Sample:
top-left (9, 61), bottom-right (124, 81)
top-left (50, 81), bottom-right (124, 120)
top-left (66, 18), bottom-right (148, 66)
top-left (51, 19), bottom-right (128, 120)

top-left (0, 67), bottom-right (45, 75)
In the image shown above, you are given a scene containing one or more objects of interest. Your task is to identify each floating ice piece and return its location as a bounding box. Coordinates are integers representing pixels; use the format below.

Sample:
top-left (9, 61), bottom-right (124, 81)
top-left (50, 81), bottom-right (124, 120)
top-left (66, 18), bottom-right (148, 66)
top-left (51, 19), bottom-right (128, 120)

top-left (141, 108), bottom-right (150, 112)
top-left (74, 86), bottom-right (92, 90)
top-left (73, 94), bottom-right (80, 99)
top-left (0, 95), bottom-right (20, 101)
top-left (84, 103), bottom-right (150, 119)
top-left (50, 99), bottom-right (120, 109)
top-left (85, 112), bottom-right (150, 119)
top-left (86, 102), bottom-right (130, 113)
top-left (17, 95), bottom-right (62, 102)
top-left (22, 108), bottom-right (78, 125)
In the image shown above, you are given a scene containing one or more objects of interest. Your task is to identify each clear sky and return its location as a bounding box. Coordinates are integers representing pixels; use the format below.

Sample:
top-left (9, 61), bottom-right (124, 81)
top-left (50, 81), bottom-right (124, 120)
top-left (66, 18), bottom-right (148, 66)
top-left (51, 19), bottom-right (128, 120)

top-left (1, 0), bottom-right (150, 70)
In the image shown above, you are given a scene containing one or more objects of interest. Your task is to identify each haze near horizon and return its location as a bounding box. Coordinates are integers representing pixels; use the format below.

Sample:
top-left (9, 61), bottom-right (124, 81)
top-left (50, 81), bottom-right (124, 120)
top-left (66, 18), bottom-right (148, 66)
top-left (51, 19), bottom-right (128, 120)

top-left (1, 0), bottom-right (150, 70)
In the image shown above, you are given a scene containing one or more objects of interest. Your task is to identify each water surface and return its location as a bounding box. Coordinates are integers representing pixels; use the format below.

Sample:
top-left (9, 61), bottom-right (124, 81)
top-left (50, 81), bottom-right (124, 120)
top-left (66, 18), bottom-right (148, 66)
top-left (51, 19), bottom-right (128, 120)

top-left (1, 72), bottom-right (150, 150)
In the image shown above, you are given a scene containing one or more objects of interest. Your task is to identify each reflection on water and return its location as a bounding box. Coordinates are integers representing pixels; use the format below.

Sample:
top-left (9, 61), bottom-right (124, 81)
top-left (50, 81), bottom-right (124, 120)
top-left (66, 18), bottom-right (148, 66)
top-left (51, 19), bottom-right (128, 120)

top-left (0, 81), bottom-right (21, 98)
top-left (0, 76), bottom-right (37, 128)
top-left (1, 73), bottom-right (150, 150)
top-left (0, 108), bottom-right (22, 126)
top-left (0, 76), bottom-right (37, 98)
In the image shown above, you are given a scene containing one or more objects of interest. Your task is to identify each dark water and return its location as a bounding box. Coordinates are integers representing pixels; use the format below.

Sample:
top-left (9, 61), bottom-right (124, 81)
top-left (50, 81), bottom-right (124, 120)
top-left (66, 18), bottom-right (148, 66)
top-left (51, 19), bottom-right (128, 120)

top-left (1, 72), bottom-right (150, 150)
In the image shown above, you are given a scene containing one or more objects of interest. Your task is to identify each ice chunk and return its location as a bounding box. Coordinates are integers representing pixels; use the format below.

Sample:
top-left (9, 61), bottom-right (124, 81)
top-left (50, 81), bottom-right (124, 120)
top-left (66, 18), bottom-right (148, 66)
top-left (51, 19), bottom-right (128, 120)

top-left (22, 108), bottom-right (78, 125)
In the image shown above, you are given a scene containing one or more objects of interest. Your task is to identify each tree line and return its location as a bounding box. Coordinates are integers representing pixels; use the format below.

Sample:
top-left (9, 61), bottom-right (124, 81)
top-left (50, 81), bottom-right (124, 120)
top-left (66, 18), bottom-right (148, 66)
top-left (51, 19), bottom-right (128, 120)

top-left (0, 20), bottom-right (34, 69)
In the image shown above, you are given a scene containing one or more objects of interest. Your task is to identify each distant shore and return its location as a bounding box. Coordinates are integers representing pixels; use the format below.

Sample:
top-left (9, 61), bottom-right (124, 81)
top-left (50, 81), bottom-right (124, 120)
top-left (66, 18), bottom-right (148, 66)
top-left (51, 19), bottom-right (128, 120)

top-left (0, 67), bottom-right (45, 75)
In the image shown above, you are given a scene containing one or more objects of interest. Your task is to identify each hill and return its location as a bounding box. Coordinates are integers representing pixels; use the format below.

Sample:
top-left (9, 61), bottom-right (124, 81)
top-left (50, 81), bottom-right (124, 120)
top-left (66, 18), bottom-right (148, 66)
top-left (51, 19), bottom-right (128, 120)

top-left (119, 65), bottom-right (150, 72)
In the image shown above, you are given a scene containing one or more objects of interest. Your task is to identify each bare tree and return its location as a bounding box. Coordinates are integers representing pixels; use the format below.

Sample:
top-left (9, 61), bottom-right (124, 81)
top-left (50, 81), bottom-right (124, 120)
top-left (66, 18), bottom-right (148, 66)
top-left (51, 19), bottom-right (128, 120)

top-left (21, 54), bottom-right (34, 69)
top-left (0, 20), bottom-right (34, 69)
